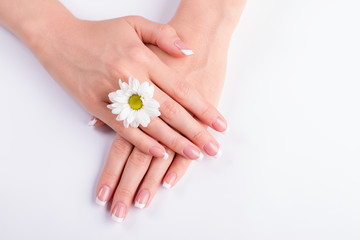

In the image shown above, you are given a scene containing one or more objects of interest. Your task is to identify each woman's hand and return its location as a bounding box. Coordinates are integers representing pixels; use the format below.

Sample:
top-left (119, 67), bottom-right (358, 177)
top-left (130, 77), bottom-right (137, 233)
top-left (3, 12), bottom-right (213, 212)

top-left (0, 0), bottom-right (227, 160)
top-left (94, 0), bottom-right (246, 222)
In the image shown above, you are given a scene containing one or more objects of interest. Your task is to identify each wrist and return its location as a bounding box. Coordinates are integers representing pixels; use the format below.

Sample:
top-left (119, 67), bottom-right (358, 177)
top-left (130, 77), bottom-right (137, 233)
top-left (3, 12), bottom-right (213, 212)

top-left (170, 0), bottom-right (246, 38)
top-left (23, 7), bottom-right (77, 53)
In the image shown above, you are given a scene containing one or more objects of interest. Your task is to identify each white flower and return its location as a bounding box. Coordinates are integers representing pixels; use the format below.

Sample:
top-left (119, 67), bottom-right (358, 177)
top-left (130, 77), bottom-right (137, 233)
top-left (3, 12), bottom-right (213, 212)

top-left (107, 76), bottom-right (161, 128)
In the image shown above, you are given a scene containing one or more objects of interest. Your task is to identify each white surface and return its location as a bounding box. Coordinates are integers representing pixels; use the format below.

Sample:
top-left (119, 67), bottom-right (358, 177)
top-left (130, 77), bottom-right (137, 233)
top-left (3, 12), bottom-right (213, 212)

top-left (1, 0), bottom-right (360, 239)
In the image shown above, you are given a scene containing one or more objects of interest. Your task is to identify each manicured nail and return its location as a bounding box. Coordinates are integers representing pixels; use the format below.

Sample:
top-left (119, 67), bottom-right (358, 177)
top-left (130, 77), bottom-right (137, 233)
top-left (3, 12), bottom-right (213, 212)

top-left (88, 116), bottom-right (97, 126)
top-left (134, 189), bottom-right (150, 209)
top-left (96, 185), bottom-right (111, 206)
top-left (111, 202), bottom-right (126, 223)
top-left (222, 125), bottom-right (230, 134)
top-left (163, 173), bottom-right (177, 189)
top-left (149, 146), bottom-right (166, 158)
top-left (163, 152), bottom-right (169, 160)
top-left (203, 141), bottom-right (220, 156)
top-left (213, 148), bottom-right (223, 159)
top-left (174, 39), bottom-right (194, 56)
top-left (183, 145), bottom-right (202, 160)
top-left (212, 117), bottom-right (228, 132)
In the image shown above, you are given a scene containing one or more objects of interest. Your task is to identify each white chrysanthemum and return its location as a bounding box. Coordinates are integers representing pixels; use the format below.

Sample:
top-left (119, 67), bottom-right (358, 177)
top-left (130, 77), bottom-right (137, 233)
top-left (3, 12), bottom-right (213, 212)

top-left (107, 76), bottom-right (160, 128)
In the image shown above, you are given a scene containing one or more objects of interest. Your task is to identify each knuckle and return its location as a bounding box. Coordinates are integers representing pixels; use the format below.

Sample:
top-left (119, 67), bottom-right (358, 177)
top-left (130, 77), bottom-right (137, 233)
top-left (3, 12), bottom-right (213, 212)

top-left (169, 135), bottom-right (182, 149)
top-left (174, 80), bottom-right (191, 101)
top-left (102, 169), bottom-right (119, 181)
top-left (160, 101), bottom-right (179, 122)
top-left (192, 130), bottom-right (207, 143)
top-left (128, 46), bottom-right (150, 64)
top-left (111, 136), bottom-right (131, 154)
top-left (201, 103), bottom-right (214, 119)
top-left (159, 24), bottom-right (176, 35)
top-left (144, 177), bottom-right (160, 188)
top-left (115, 187), bottom-right (133, 199)
top-left (106, 60), bottom-right (128, 80)
top-left (143, 117), bottom-right (159, 132)
top-left (129, 151), bottom-right (151, 167)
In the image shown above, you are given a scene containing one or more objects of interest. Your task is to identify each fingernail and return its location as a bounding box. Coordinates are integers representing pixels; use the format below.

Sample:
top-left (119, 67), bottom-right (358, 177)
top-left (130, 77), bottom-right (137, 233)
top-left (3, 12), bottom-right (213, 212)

top-left (163, 151), bottom-right (169, 160)
top-left (88, 116), bottom-right (97, 126)
top-left (96, 185), bottom-right (111, 206)
top-left (213, 148), bottom-right (223, 159)
top-left (174, 39), bottom-right (194, 56)
top-left (203, 141), bottom-right (220, 156)
top-left (135, 189), bottom-right (150, 209)
top-left (222, 125), bottom-right (230, 134)
top-left (212, 117), bottom-right (228, 132)
top-left (163, 172), bottom-right (177, 189)
top-left (183, 145), bottom-right (202, 160)
top-left (149, 146), bottom-right (166, 158)
top-left (111, 202), bottom-right (126, 223)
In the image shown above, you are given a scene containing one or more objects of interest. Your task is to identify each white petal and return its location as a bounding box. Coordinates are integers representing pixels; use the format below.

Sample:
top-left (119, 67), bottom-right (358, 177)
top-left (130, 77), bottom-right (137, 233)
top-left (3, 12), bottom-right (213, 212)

top-left (123, 119), bottom-right (130, 128)
top-left (112, 107), bottom-right (123, 115)
top-left (116, 105), bottom-right (131, 121)
top-left (129, 76), bottom-right (140, 92)
top-left (108, 92), bottom-right (119, 103)
top-left (120, 81), bottom-right (129, 91)
top-left (143, 98), bottom-right (160, 108)
top-left (147, 85), bottom-right (154, 98)
top-left (109, 92), bottom-right (129, 103)
top-left (136, 109), bottom-right (151, 127)
top-left (143, 105), bottom-right (161, 117)
top-left (126, 110), bottom-right (137, 125)
top-left (130, 121), bottom-right (139, 128)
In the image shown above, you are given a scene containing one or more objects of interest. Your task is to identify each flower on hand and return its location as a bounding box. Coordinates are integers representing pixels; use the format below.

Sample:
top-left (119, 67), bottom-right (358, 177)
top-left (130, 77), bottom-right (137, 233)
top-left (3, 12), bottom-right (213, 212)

top-left (107, 76), bottom-right (160, 128)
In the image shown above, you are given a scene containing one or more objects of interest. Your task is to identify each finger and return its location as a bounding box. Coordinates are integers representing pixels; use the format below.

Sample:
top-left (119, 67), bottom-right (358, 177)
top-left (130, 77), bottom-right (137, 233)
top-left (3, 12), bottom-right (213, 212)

top-left (125, 16), bottom-right (194, 57)
top-left (95, 134), bottom-right (133, 206)
top-left (94, 102), bottom-right (168, 159)
top-left (149, 61), bottom-right (229, 133)
top-left (134, 149), bottom-right (175, 208)
top-left (110, 148), bottom-right (153, 222)
top-left (152, 87), bottom-right (222, 157)
top-left (140, 117), bottom-right (203, 160)
top-left (162, 154), bottom-right (192, 189)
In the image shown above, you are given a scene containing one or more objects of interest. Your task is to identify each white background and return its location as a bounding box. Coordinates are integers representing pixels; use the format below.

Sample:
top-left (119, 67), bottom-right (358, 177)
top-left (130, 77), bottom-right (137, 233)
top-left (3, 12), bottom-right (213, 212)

top-left (1, 0), bottom-right (359, 239)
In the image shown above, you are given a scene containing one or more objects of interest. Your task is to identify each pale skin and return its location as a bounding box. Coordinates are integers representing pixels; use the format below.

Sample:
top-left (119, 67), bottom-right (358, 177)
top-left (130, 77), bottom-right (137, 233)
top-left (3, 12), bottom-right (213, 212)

top-left (0, 0), bottom-right (228, 161)
top-left (0, 0), bottom-right (246, 221)
top-left (94, 0), bottom-right (246, 221)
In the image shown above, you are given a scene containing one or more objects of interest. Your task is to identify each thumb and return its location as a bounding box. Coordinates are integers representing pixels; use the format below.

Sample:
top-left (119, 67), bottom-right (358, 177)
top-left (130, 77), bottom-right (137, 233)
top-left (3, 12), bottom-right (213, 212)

top-left (125, 16), bottom-right (194, 57)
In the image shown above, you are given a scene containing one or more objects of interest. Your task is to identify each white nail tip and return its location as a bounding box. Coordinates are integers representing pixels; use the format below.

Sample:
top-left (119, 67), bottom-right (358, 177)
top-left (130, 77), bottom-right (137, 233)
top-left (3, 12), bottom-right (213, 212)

top-left (162, 182), bottom-right (172, 189)
top-left (95, 197), bottom-right (107, 206)
top-left (111, 214), bottom-right (124, 223)
top-left (181, 49), bottom-right (194, 56)
top-left (213, 149), bottom-right (223, 159)
top-left (88, 118), bottom-right (97, 126)
top-left (222, 125), bottom-right (230, 134)
top-left (196, 152), bottom-right (204, 161)
top-left (134, 201), bottom-right (145, 209)
top-left (163, 152), bottom-right (169, 160)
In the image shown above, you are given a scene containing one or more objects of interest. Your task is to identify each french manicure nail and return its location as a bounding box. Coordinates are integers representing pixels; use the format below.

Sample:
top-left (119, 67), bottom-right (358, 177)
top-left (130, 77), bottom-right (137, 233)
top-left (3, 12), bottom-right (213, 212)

top-left (222, 125), bottom-right (230, 134)
top-left (111, 203), bottom-right (126, 223)
top-left (163, 173), bottom-right (177, 189)
top-left (212, 117), bottom-right (228, 132)
top-left (135, 189), bottom-right (150, 209)
top-left (174, 39), bottom-right (194, 56)
top-left (96, 185), bottom-right (111, 206)
top-left (213, 148), bottom-right (223, 159)
top-left (203, 141), bottom-right (220, 156)
top-left (183, 145), bottom-right (201, 160)
top-left (88, 116), bottom-right (97, 126)
top-left (149, 146), bottom-right (166, 158)
top-left (163, 152), bottom-right (169, 160)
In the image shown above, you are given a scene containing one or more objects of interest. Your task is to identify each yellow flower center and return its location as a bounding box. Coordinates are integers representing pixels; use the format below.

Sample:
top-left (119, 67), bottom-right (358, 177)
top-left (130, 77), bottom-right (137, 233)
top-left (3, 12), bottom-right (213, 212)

top-left (128, 94), bottom-right (143, 110)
